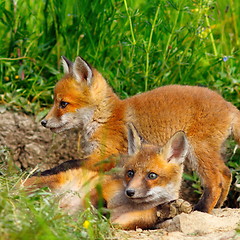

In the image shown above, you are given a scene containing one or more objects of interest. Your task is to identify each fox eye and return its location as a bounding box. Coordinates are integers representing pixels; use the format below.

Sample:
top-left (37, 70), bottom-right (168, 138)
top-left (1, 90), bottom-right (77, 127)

top-left (126, 170), bottom-right (134, 178)
top-left (148, 172), bottom-right (158, 180)
top-left (59, 101), bottom-right (69, 109)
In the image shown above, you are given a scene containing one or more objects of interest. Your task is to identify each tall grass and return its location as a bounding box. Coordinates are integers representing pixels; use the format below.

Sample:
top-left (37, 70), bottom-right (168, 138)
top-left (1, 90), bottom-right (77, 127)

top-left (0, 0), bottom-right (239, 114)
top-left (0, 149), bottom-right (112, 240)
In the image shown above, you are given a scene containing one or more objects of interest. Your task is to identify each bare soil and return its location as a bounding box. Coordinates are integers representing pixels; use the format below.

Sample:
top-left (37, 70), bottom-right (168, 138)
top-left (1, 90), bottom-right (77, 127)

top-left (0, 110), bottom-right (239, 239)
top-left (0, 111), bottom-right (80, 170)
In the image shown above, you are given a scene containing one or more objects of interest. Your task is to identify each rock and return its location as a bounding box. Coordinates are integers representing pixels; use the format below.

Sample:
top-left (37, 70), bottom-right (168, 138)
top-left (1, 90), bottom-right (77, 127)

top-left (115, 208), bottom-right (240, 240)
top-left (156, 199), bottom-right (192, 221)
top-left (159, 208), bottom-right (240, 234)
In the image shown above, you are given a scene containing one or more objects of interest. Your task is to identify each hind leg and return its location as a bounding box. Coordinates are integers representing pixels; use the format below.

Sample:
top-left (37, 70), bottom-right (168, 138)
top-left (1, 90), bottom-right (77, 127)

top-left (215, 164), bottom-right (232, 207)
top-left (193, 151), bottom-right (226, 213)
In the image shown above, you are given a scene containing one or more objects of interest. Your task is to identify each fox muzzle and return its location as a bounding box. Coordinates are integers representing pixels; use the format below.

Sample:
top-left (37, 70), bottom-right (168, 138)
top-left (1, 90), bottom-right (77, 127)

top-left (41, 119), bottom-right (48, 127)
top-left (125, 188), bottom-right (135, 197)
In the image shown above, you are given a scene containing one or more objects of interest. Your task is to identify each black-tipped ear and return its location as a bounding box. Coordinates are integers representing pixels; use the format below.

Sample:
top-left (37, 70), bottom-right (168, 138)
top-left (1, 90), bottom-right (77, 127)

top-left (163, 131), bottom-right (188, 164)
top-left (72, 56), bottom-right (93, 85)
top-left (61, 56), bottom-right (73, 73)
top-left (127, 123), bottom-right (142, 156)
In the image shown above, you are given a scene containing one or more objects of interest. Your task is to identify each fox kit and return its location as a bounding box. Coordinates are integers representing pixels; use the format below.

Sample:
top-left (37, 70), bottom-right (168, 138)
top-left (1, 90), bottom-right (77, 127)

top-left (40, 56), bottom-right (240, 213)
top-left (101, 127), bottom-right (190, 230)
top-left (23, 125), bottom-right (190, 229)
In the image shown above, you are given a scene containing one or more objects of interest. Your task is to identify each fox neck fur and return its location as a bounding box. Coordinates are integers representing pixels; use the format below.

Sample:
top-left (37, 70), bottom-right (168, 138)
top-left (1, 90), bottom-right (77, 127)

top-left (77, 69), bottom-right (129, 162)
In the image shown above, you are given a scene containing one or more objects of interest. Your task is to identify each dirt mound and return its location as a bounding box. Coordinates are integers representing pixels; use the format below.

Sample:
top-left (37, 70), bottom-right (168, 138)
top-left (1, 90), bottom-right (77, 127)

top-left (116, 208), bottom-right (240, 240)
top-left (0, 111), bottom-right (80, 170)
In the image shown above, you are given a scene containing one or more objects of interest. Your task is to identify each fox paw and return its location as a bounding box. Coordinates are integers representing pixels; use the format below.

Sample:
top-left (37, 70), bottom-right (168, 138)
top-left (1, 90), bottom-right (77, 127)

top-left (156, 199), bottom-right (192, 222)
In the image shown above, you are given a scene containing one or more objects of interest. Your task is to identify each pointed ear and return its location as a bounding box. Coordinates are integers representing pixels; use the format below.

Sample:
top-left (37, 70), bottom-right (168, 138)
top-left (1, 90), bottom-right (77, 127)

top-left (162, 131), bottom-right (188, 165)
top-left (127, 123), bottom-right (142, 156)
top-left (72, 56), bottom-right (93, 85)
top-left (61, 56), bottom-right (73, 73)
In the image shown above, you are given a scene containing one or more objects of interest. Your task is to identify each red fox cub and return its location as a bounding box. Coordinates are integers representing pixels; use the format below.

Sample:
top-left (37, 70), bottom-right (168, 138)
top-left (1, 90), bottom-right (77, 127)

top-left (40, 56), bottom-right (240, 213)
top-left (23, 125), bottom-right (190, 229)
top-left (100, 127), bottom-right (190, 230)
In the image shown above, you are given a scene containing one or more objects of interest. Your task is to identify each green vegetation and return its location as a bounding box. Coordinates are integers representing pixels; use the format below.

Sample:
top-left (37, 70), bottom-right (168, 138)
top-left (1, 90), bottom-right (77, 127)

top-left (0, 150), bottom-right (112, 240)
top-left (0, 0), bottom-right (239, 238)
top-left (0, 0), bottom-right (239, 112)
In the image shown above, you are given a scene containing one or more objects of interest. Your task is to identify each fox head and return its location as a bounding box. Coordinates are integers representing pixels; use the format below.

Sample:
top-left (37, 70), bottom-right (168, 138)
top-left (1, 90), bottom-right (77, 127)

top-left (41, 56), bottom-right (112, 133)
top-left (123, 124), bottom-right (189, 206)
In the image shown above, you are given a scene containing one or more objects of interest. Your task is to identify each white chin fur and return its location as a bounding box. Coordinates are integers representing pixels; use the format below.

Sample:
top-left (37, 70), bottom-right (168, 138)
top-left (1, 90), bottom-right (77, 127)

top-left (50, 126), bottom-right (66, 133)
top-left (47, 107), bottom-right (95, 132)
top-left (50, 122), bottom-right (79, 133)
top-left (131, 184), bottom-right (178, 205)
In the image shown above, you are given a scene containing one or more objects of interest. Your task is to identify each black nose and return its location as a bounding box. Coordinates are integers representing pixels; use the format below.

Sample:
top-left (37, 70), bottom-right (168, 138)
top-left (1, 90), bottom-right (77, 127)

top-left (41, 119), bottom-right (47, 127)
top-left (126, 189), bottom-right (135, 197)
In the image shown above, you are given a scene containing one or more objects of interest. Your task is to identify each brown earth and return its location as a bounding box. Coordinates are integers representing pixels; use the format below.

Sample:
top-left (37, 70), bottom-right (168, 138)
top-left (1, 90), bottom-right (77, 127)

top-left (0, 110), bottom-right (239, 239)
top-left (0, 110), bottom-right (81, 170)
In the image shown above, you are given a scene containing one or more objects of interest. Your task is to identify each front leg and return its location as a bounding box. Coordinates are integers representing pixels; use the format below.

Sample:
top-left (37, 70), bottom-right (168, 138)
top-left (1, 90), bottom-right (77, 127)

top-left (112, 208), bottom-right (158, 230)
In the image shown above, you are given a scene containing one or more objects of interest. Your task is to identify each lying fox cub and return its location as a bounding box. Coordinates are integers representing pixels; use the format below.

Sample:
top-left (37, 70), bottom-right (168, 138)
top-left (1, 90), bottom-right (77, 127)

top-left (23, 125), bottom-right (191, 230)
top-left (100, 126), bottom-right (192, 229)
top-left (40, 56), bottom-right (240, 213)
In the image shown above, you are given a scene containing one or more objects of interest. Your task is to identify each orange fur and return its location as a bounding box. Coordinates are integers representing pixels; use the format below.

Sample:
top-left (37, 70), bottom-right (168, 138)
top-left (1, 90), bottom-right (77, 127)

top-left (111, 208), bottom-right (158, 230)
top-left (23, 165), bottom-right (101, 213)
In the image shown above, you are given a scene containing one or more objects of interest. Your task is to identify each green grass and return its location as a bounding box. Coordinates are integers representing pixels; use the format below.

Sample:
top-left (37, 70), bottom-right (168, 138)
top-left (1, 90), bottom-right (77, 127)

top-left (0, 0), bottom-right (239, 238)
top-left (0, 0), bottom-right (239, 113)
top-left (0, 149), bottom-right (113, 240)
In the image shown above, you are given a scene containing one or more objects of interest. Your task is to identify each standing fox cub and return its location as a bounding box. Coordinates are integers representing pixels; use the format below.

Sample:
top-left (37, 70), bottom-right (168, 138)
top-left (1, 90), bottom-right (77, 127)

top-left (40, 56), bottom-right (240, 213)
top-left (24, 125), bottom-right (192, 229)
